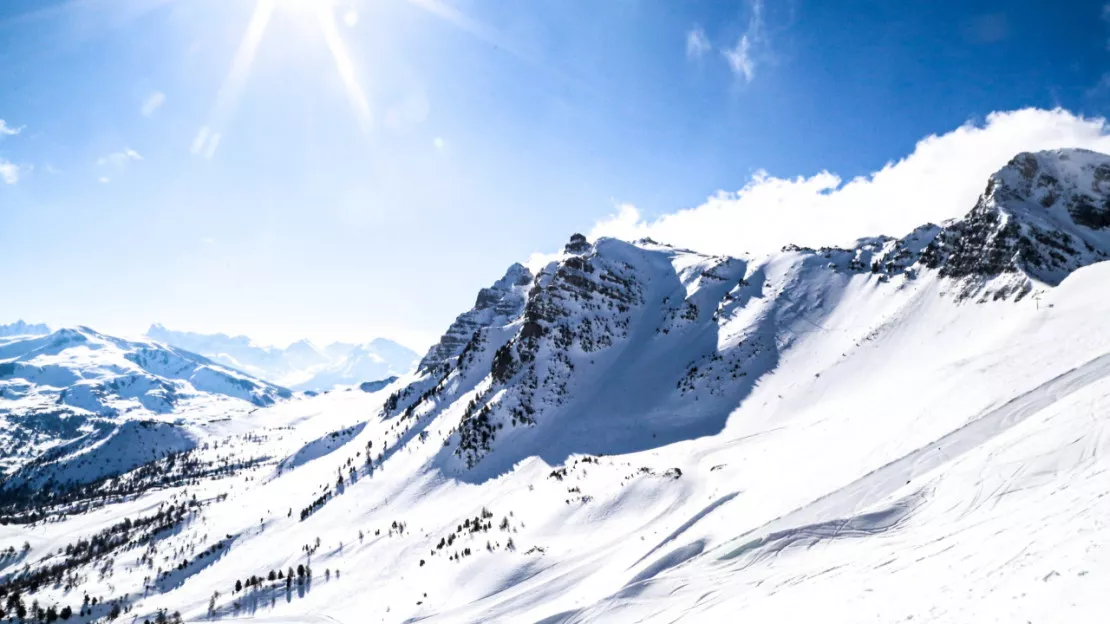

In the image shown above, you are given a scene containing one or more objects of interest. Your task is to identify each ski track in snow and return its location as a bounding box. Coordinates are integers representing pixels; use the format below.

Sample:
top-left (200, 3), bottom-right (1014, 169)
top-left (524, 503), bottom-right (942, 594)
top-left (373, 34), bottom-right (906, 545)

top-left (719, 349), bottom-right (1110, 562)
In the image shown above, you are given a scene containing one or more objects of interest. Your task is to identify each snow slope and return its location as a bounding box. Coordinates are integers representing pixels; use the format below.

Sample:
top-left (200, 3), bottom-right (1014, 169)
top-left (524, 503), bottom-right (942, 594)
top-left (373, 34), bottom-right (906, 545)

top-left (146, 325), bottom-right (418, 391)
top-left (3, 149), bottom-right (1110, 624)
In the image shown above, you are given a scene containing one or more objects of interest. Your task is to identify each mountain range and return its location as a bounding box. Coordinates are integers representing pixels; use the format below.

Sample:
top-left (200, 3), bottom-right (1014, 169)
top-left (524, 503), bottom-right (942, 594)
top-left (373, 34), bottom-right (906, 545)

top-left (145, 324), bottom-right (419, 391)
top-left (2, 148), bottom-right (1110, 623)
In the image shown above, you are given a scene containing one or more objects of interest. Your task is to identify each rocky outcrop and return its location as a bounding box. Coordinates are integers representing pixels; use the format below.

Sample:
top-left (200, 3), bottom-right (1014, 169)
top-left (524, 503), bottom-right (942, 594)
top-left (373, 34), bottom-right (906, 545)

top-left (918, 150), bottom-right (1110, 297)
top-left (416, 263), bottom-right (534, 375)
top-left (454, 236), bottom-right (647, 466)
top-left (799, 149), bottom-right (1110, 300)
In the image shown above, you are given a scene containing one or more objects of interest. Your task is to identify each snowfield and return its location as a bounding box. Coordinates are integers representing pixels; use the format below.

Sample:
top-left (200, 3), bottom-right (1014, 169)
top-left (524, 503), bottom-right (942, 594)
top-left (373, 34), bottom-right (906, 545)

top-left (3, 149), bottom-right (1110, 623)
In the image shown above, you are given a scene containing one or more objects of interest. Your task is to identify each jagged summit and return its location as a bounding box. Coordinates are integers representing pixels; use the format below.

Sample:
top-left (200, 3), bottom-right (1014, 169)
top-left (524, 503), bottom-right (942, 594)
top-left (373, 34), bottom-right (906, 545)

top-left (416, 262), bottom-right (534, 375)
top-left (386, 234), bottom-right (760, 473)
top-left (920, 149), bottom-right (1110, 293)
top-left (782, 148), bottom-right (1110, 300)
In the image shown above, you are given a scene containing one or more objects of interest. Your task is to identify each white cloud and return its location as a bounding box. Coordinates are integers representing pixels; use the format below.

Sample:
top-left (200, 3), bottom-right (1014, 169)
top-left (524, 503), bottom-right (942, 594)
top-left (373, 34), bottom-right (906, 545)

top-left (723, 35), bottom-right (755, 82)
top-left (588, 108), bottom-right (1110, 258)
top-left (0, 159), bottom-right (23, 184)
top-left (141, 91), bottom-right (166, 117)
top-left (98, 176), bottom-right (111, 184)
top-left (0, 119), bottom-right (23, 136)
top-left (201, 236), bottom-right (216, 245)
top-left (723, 0), bottom-right (764, 82)
top-left (686, 27), bottom-right (710, 59)
top-left (343, 9), bottom-right (359, 27)
top-left (433, 136), bottom-right (445, 150)
top-left (98, 148), bottom-right (143, 168)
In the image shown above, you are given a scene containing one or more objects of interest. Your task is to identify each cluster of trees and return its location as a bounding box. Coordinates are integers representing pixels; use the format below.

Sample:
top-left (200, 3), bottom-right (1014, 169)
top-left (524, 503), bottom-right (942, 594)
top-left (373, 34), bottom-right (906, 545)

top-left (0, 501), bottom-right (197, 600)
top-left (298, 490), bottom-right (332, 521)
top-left (0, 542), bottom-right (29, 559)
top-left (140, 609), bottom-right (183, 624)
top-left (425, 507), bottom-right (515, 564)
top-left (0, 447), bottom-right (262, 523)
top-left (1, 591), bottom-right (73, 622)
top-left (233, 564), bottom-right (312, 594)
top-left (151, 539), bottom-right (227, 587)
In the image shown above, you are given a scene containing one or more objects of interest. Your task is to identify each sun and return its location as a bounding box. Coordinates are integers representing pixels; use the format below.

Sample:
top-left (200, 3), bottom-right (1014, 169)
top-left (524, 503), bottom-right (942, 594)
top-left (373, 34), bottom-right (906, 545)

top-left (194, 0), bottom-right (370, 158)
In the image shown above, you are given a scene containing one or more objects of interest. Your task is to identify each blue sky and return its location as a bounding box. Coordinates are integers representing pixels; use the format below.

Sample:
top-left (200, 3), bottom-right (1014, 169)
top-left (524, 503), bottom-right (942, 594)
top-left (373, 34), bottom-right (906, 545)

top-left (1, 0), bottom-right (1108, 350)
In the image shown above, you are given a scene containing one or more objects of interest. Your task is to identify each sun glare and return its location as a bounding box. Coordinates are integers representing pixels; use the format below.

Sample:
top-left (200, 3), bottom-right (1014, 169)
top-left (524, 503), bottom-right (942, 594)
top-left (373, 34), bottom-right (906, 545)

top-left (194, 0), bottom-right (369, 158)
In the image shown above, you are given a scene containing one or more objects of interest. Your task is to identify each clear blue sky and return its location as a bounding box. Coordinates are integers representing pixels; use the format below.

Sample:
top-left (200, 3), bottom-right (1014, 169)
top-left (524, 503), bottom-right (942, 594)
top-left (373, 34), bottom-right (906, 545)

top-left (1, 0), bottom-right (1107, 349)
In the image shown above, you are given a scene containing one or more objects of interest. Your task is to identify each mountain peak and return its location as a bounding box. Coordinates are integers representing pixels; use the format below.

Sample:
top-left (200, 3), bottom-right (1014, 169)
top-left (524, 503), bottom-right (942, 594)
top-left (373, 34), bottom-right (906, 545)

top-left (913, 148), bottom-right (1110, 297)
top-left (0, 320), bottom-right (52, 338)
top-left (417, 262), bottom-right (535, 375)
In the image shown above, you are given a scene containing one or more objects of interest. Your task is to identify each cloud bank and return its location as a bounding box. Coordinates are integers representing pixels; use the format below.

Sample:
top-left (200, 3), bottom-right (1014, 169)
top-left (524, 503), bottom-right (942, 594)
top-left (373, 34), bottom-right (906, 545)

top-left (589, 108), bottom-right (1110, 258)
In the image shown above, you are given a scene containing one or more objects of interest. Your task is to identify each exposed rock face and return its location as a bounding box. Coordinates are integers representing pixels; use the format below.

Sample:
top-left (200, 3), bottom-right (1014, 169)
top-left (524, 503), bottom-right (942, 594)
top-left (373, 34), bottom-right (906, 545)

top-left (919, 150), bottom-right (1110, 296)
top-left (453, 237), bottom-right (648, 466)
top-left (416, 263), bottom-right (534, 375)
top-left (800, 149), bottom-right (1110, 300)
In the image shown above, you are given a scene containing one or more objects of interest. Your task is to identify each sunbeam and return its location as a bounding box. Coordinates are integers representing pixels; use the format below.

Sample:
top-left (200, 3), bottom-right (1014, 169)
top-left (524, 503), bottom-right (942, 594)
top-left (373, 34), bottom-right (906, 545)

top-left (194, 0), bottom-right (371, 158)
top-left (193, 0), bottom-right (274, 159)
top-left (318, 5), bottom-right (373, 134)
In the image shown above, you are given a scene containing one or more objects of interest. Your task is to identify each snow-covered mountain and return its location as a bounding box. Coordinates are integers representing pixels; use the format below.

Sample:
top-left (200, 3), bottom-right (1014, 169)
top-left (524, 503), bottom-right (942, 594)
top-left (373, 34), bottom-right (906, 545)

top-left (0, 320), bottom-right (51, 338)
top-left (0, 326), bottom-right (290, 492)
top-left (3, 149), bottom-right (1110, 624)
top-left (146, 324), bottom-right (419, 391)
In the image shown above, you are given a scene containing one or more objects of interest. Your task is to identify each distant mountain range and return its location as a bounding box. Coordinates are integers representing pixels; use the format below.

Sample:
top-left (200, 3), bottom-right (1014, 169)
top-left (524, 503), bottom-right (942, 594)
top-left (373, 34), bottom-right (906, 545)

top-left (0, 321), bottom-right (418, 392)
top-left (145, 324), bottom-right (418, 391)
top-left (0, 320), bottom-right (50, 338)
